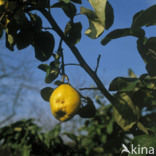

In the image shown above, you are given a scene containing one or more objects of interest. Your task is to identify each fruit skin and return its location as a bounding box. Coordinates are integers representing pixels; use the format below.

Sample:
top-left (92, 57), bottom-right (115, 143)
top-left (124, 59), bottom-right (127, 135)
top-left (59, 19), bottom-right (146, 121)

top-left (0, 0), bottom-right (5, 6)
top-left (49, 84), bottom-right (81, 122)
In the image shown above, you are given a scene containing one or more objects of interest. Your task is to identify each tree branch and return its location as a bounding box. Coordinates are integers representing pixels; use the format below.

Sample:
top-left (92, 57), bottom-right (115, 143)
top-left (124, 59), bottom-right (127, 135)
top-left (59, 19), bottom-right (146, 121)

top-left (79, 87), bottom-right (99, 91)
top-left (39, 9), bottom-right (115, 104)
top-left (65, 63), bottom-right (80, 66)
top-left (95, 54), bottom-right (101, 73)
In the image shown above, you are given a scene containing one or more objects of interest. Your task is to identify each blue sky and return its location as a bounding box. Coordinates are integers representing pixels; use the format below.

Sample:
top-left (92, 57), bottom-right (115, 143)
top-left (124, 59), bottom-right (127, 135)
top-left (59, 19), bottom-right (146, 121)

top-left (50, 0), bottom-right (156, 87)
top-left (1, 0), bottom-right (156, 87)
top-left (0, 0), bottom-right (156, 126)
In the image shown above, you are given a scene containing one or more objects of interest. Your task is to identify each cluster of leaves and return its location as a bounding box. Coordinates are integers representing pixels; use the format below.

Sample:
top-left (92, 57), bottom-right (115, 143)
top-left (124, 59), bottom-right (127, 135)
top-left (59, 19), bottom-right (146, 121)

top-left (0, 0), bottom-right (54, 61)
top-left (65, 91), bottom-right (156, 156)
top-left (109, 73), bottom-right (156, 133)
top-left (65, 104), bottom-right (128, 156)
top-left (0, 119), bottom-right (79, 156)
top-left (0, 1), bottom-right (156, 155)
top-left (0, 0), bottom-right (114, 82)
top-left (0, 101), bottom-right (155, 156)
top-left (101, 5), bottom-right (156, 77)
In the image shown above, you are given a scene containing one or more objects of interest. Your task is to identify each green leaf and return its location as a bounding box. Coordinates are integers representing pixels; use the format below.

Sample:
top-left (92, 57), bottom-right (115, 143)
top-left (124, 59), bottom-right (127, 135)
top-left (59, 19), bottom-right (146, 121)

top-left (34, 31), bottom-right (55, 61)
top-left (106, 119), bottom-right (114, 134)
top-left (40, 87), bottom-right (54, 102)
top-left (16, 29), bottom-right (33, 50)
top-left (52, 2), bottom-right (76, 19)
top-left (78, 97), bottom-right (96, 118)
top-left (140, 74), bottom-right (156, 90)
top-left (128, 69), bottom-right (137, 78)
top-left (129, 135), bottom-right (156, 156)
top-left (71, 0), bottom-right (81, 4)
top-left (132, 88), bottom-right (156, 111)
top-left (13, 9), bottom-right (28, 27)
top-left (45, 67), bottom-right (60, 83)
top-left (29, 14), bottom-right (42, 32)
top-left (80, 7), bottom-right (104, 38)
top-left (101, 28), bottom-right (145, 45)
top-left (38, 64), bottom-right (49, 72)
top-left (21, 146), bottom-right (30, 156)
top-left (137, 122), bottom-right (149, 135)
top-left (145, 37), bottom-right (156, 51)
top-left (6, 33), bottom-right (15, 51)
top-left (88, 0), bottom-right (107, 26)
top-left (105, 1), bottom-right (114, 29)
top-left (132, 5), bottom-right (156, 28)
top-left (65, 22), bottom-right (82, 44)
top-left (48, 124), bottom-right (61, 138)
top-left (113, 93), bottom-right (140, 131)
top-left (109, 77), bottom-right (140, 92)
top-left (6, 1), bottom-right (17, 11)
top-left (64, 132), bottom-right (78, 143)
top-left (54, 80), bottom-right (64, 86)
top-left (137, 38), bottom-right (156, 76)
top-left (5, 20), bottom-right (19, 51)
top-left (80, 0), bottom-right (111, 38)
top-left (41, 61), bottom-right (60, 83)
top-left (36, 0), bottom-right (50, 8)
top-left (141, 113), bottom-right (156, 133)
top-left (0, 26), bottom-right (3, 38)
top-left (93, 147), bottom-right (104, 153)
top-left (61, 0), bottom-right (70, 3)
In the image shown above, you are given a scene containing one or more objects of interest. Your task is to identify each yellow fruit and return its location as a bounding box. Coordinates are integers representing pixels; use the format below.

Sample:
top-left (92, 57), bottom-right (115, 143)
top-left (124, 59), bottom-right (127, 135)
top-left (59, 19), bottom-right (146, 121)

top-left (0, 0), bottom-right (5, 6)
top-left (49, 84), bottom-right (81, 121)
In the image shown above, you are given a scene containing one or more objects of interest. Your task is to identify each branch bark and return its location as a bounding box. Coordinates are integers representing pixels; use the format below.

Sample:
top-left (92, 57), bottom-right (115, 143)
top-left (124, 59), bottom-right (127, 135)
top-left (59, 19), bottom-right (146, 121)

top-left (40, 9), bottom-right (115, 104)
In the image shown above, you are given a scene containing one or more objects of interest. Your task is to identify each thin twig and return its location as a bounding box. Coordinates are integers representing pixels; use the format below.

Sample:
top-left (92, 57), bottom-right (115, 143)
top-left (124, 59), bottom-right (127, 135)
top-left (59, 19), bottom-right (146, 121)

top-left (57, 39), bottom-right (65, 75)
top-left (39, 9), bottom-right (115, 104)
top-left (42, 27), bottom-right (53, 30)
top-left (79, 87), bottom-right (99, 91)
top-left (64, 63), bottom-right (80, 66)
top-left (95, 54), bottom-right (101, 73)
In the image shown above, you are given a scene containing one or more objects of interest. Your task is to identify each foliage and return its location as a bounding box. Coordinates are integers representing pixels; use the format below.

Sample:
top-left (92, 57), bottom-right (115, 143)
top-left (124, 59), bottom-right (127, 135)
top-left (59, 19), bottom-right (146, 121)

top-left (0, 119), bottom-right (76, 156)
top-left (0, 0), bottom-right (156, 155)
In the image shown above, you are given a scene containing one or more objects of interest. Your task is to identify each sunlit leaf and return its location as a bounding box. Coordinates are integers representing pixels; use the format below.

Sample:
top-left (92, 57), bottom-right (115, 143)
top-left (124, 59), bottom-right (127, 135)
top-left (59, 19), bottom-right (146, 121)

top-left (113, 93), bottom-right (140, 131)
top-left (128, 69), bottom-right (137, 78)
top-left (80, 0), bottom-right (113, 38)
top-left (89, 0), bottom-right (107, 25)
top-left (137, 122), bottom-right (149, 134)
top-left (80, 7), bottom-right (104, 38)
